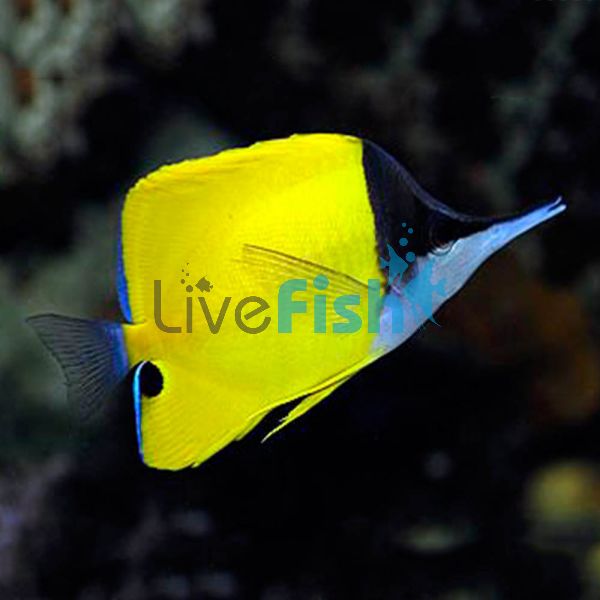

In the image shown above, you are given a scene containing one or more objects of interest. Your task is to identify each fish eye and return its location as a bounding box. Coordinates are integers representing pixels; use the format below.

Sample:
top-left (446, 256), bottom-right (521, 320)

top-left (428, 218), bottom-right (455, 256)
top-left (139, 361), bottom-right (163, 397)
top-left (432, 240), bottom-right (455, 255)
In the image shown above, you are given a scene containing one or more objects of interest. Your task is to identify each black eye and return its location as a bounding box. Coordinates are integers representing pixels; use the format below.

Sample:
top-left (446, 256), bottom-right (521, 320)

top-left (432, 240), bottom-right (454, 255)
top-left (428, 217), bottom-right (455, 255)
top-left (139, 361), bottom-right (163, 397)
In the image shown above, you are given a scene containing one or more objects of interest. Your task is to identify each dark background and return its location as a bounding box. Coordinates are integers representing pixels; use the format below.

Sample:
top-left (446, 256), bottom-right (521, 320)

top-left (1, 1), bottom-right (600, 598)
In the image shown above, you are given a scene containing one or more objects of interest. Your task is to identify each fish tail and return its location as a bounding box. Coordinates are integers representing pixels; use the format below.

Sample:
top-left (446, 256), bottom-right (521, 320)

top-left (27, 314), bottom-right (129, 421)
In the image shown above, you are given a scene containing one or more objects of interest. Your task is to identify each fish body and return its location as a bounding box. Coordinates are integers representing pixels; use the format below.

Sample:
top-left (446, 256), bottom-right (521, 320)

top-left (29, 133), bottom-right (566, 470)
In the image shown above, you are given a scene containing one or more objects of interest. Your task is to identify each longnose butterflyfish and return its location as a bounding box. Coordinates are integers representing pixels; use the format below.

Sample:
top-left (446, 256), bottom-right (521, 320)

top-left (29, 134), bottom-right (566, 470)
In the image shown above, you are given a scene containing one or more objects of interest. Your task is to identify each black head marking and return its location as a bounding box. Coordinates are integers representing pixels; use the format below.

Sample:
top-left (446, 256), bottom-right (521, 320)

top-left (362, 139), bottom-right (493, 257)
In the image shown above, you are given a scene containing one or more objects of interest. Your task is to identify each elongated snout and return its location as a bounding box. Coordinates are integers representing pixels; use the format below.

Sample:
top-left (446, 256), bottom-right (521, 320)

top-left (483, 196), bottom-right (566, 256)
top-left (426, 196), bottom-right (567, 301)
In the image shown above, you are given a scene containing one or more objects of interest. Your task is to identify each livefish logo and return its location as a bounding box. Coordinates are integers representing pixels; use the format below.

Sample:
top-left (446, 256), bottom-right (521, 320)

top-left (153, 229), bottom-right (447, 336)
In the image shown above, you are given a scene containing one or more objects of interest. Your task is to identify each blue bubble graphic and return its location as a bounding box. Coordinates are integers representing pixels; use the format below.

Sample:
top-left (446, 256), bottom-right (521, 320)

top-left (314, 275), bottom-right (329, 290)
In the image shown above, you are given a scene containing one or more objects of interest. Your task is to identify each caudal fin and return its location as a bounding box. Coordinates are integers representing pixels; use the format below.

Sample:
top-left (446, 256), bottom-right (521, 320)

top-left (27, 314), bottom-right (129, 421)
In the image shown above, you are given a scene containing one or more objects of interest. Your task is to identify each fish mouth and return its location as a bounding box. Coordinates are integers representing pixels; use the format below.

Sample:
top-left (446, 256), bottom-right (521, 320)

top-left (489, 195), bottom-right (566, 251)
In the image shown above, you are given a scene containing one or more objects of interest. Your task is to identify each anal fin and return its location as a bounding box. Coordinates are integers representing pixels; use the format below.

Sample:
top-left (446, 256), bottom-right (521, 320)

top-left (262, 375), bottom-right (352, 441)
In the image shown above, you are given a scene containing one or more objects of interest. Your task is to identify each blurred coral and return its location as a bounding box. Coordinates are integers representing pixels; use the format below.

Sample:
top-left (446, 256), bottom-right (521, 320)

top-left (0, 0), bottom-right (211, 186)
top-left (440, 252), bottom-right (600, 425)
top-left (526, 461), bottom-right (600, 599)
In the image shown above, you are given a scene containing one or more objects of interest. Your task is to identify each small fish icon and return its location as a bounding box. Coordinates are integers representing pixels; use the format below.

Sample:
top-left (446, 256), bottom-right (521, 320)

top-left (195, 277), bottom-right (213, 293)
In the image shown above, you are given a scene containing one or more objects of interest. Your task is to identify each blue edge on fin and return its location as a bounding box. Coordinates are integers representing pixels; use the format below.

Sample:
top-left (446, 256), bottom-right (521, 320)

top-left (117, 209), bottom-right (142, 460)
top-left (116, 213), bottom-right (132, 323)
top-left (132, 362), bottom-right (146, 463)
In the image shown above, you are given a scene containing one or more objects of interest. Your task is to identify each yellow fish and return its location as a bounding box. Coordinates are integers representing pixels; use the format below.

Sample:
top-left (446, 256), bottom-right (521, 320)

top-left (29, 133), bottom-right (565, 470)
